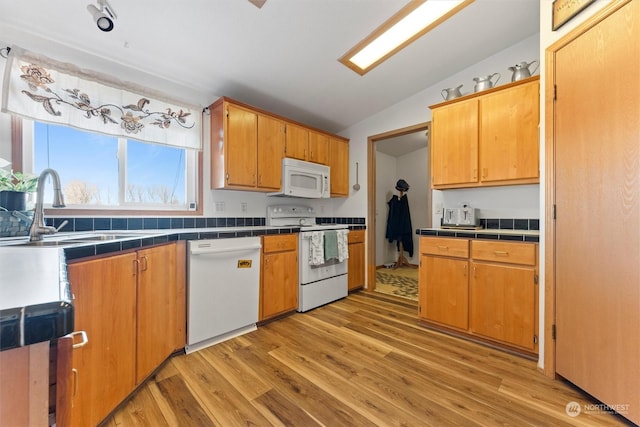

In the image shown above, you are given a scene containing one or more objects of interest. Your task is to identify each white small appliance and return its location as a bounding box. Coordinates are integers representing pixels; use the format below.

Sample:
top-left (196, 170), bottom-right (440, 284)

top-left (442, 205), bottom-right (480, 227)
top-left (269, 158), bottom-right (330, 199)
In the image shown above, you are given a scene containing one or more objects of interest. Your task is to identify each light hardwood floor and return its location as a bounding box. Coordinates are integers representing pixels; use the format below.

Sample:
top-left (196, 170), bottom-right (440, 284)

top-left (104, 292), bottom-right (632, 426)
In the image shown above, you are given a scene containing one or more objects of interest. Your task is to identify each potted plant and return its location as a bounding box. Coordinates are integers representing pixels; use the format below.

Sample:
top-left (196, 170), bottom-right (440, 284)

top-left (0, 157), bottom-right (38, 211)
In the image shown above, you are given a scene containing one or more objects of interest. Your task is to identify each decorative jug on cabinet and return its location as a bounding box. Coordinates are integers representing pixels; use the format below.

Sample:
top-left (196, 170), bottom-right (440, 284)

top-left (473, 73), bottom-right (500, 92)
top-left (441, 84), bottom-right (463, 100)
top-left (508, 60), bottom-right (539, 82)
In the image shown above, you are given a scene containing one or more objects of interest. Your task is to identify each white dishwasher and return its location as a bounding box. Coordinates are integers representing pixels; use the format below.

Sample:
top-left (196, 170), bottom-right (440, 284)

top-left (186, 237), bottom-right (261, 354)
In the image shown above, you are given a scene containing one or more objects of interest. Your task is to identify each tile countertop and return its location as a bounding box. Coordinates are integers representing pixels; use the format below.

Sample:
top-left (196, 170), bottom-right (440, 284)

top-left (0, 225), bottom-right (367, 351)
top-left (416, 228), bottom-right (540, 242)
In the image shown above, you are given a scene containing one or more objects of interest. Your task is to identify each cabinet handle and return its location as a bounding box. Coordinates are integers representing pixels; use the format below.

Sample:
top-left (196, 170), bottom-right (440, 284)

top-left (141, 255), bottom-right (148, 271)
top-left (473, 168), bottom-right (477, 180)
top-left (494, 251), bottom-right (509, 256)
top-left (70, 330), bottom-right (89, 349)
top-left (72, 368), bottom-right (78, 398)
top-left (463, 264), bottom-right (467, 276)
top-left (482, 168), bottom-right (488, 179)
top-left (133, 258), bottom-right (139, 275)
top-left (473, 265), bottom-right (477, 277)
top-left (437, 245), bottom-right (449, 251)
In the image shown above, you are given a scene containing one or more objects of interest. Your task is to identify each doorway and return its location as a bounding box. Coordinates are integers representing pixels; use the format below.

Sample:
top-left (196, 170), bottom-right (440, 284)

top-left (366, 122), bottom-right (430, 296)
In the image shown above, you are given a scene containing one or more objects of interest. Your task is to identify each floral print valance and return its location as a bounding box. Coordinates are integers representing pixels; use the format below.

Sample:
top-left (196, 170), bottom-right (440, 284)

top-left (1, 46), bottom-right (202, 150)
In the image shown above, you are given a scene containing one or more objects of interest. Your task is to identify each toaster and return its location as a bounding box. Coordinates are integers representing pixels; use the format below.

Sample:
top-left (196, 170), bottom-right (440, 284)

top-left (442, 207), bottom-right (480, 227)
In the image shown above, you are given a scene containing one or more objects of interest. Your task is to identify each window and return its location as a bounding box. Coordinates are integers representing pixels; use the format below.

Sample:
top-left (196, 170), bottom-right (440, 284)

top-left (26, 120), bottom-right (198, 211)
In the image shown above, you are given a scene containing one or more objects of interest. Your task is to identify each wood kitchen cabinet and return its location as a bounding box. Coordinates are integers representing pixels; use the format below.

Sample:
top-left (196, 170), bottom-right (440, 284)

top-left (210, 97), bottom-right (285, 191)
top-left (260, 234), bottom-right (299, 321)
top-left (329, 136), bottom-right (349, 197)
top-left (67, 242), bottom-right (184, 427)
top-left (429, 76), bottom-right (539, 189)
top-left (347, 229), bottom-right (365, 291)
top-left (308, 130), bottom-right (330, 165)
top-left (470, 240), bottom-right (537, 352)
top-left (67, 252), bottom-right (137, 427)
top-left (285, 122), bottom-right (309, 161)
top-left (418, 237), bottom-right (469, 330)
top-left (418, 236), bottom-right (538, 356)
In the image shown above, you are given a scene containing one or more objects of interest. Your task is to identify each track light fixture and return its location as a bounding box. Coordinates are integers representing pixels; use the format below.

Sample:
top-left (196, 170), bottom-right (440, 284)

top-left (87, 0), bottom-right (117, 32)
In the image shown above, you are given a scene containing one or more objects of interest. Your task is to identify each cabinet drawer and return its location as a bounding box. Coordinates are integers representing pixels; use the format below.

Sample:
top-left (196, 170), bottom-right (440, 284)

top-left (420, 237), bottom-right (469, 258)
top-left (471, 240), bottom-right (536, 265)
top-left (263, 234), bottom-right (297, 253)
top-left (347, 230), bottom-right (365, 244)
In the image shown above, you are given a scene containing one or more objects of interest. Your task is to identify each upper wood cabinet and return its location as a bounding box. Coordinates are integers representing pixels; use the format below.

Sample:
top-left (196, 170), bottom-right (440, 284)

top-left (430, 76), bottom-right (540, 189)
top-left (210, 97), bottom-right (347, 194)
top-left (284, 122), bottom-right (309, 161)
top-left (308, 130), bottom-right (330, 165)
top-left (210, 98), bottom-right (285, 191)
top-left (329, 136), bottom-right (349, 197)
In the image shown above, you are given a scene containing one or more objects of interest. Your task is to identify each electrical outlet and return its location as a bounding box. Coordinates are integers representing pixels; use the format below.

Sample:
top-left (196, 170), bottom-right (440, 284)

top-left (435, 202), bottom-right (443, 215)
top-left (215, 201), bottom-right (225, 212)
top-left (241, 202), bottom-right (247, 213)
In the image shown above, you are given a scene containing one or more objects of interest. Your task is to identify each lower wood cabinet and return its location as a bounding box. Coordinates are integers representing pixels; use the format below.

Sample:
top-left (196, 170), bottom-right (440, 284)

top-left (418, 236), bottom-right (538, 356)
top-left (347, 229), bottom-right (365, 291)
top-left (67, 242), bottom-right (185, 427)
top-left (260, 234), bottom-right (298, 321)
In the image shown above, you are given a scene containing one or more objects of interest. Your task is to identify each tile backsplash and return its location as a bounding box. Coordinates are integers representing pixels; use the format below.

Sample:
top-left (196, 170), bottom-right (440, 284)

top-left (49, 216), bottom-right (366, 232)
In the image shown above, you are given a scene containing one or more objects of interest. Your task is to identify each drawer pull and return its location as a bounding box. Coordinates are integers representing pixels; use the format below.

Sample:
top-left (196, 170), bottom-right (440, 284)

top-left (437, 245), bottom-right (449, 251)
top-left (70, 330), bottom-right (89, 349)
top-left (494, 251), bottom-right (509, 256)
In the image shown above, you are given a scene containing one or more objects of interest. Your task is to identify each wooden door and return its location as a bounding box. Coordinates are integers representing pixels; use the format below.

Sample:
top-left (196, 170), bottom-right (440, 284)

top-left (469, 262), bottom-right (536, 350)
top-left (430, 99), bottom-right (479, 186)
top-left (554, 1), bottom-right (640, 423)
top-left (226, 103), bottom-right (257, 187)
top-left (329, 137), bottom-right (349, 196)
top-left (285, 122), bottom-right (309, 160)
top-left (136, 244), bottom-right (177, 383)
top-left (67, 253), bottom-right (137, 427)
top-left (308, 130), bottom-right (329, 165)
top-left (257, 113), bottom-right (285, 190)
top-left (419, 255), bottom-right (468, 330)
top-left (479, 80), bottom-right (539, 182)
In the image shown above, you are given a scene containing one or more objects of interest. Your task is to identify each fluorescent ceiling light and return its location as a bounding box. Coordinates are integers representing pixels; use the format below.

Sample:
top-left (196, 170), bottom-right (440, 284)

top-left (339, 0), bottom-right (474, 75)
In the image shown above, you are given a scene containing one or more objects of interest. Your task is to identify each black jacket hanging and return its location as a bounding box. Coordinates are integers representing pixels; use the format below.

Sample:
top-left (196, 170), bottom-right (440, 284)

top-left (385, 194), bottom-right (414, 257)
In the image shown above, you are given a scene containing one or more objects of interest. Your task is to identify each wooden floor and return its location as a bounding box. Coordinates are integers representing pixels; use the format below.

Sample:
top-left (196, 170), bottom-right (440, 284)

top-left (104, 292), bottom-right (632, 427)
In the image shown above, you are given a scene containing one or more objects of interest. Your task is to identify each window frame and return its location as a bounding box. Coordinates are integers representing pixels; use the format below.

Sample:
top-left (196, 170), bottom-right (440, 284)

top-left (11, 116), bottom-right (203, 216)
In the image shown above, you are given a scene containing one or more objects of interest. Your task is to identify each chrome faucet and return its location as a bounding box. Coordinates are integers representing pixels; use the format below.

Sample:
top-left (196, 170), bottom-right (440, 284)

top-left (29, 168), bottom-right (66, 241)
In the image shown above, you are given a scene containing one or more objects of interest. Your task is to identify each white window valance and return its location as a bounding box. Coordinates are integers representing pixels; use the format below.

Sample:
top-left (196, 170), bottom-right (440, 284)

top-left (1, 46), bottom-right (202, 150)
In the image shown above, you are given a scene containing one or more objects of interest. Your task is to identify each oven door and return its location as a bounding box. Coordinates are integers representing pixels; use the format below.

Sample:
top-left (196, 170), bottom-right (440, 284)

top-left (299, 231), bottom-right (348, 284)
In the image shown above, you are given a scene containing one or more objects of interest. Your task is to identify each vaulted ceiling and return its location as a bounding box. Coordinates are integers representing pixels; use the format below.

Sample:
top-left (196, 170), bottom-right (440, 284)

top-left (0, 0), bottom-right (539, 133)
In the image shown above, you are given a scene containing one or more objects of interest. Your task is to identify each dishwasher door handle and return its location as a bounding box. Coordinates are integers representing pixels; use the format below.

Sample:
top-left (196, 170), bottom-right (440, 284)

top-left (190, 243), bottom-right (262, 256)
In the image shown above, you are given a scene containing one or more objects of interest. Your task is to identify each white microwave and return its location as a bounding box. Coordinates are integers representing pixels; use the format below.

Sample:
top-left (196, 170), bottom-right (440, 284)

top-left (269, 158), bottom-right (330, 198)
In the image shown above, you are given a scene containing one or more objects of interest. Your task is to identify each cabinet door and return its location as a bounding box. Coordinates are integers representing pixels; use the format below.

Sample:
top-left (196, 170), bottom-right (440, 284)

top-left (348, 242), bottom-right (365, 290)
top-left (261, 235), bottom-right (298, 320)
top-left (285, 122), bottom-right (309, 160)
top-left (329, 137), bottom-right (349, 196)
top-left (226, 103), bottom-right (257, 187)
top-left (479, 81), bottom-right (539, 182)
top-left (419, 255), bottom-right (468, 330)
top-left (308, 131), bottom-right (329, 165)
top-left (469, 262), bottom-right (536, 350)
top-left (257, 114), bottom-right (285, 190)
top-left (431, 99), bottom-right (478, 186)
top-left (68, 253), bottom-right (137, 427)
top-left (136, 244), bottom-right (177, 383)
